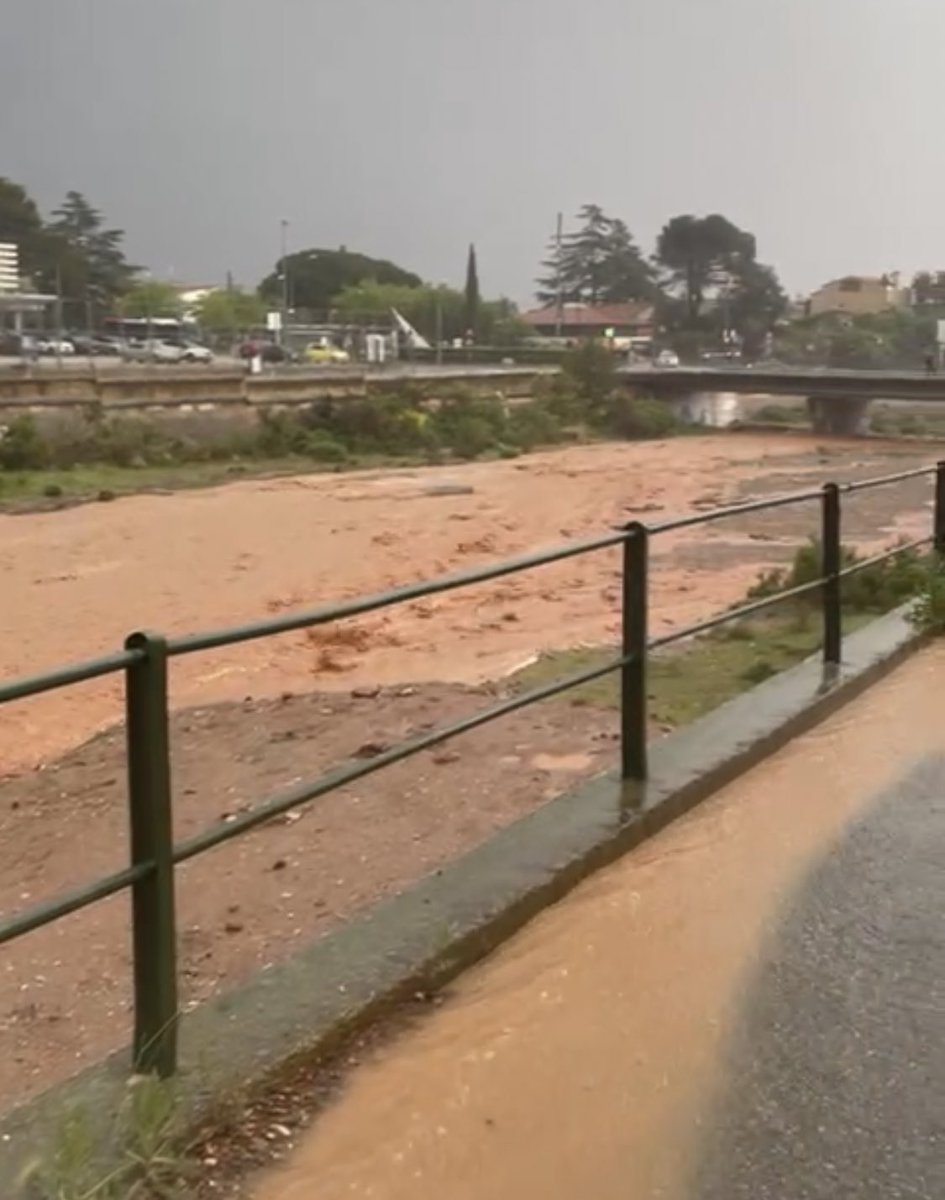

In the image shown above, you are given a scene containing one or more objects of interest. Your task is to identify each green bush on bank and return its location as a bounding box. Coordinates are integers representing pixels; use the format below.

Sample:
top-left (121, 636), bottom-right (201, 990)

top-left (747, 537), bottom-right (934, 614)
top-left (552, 341), bottom-right (683, 440)
top-left (909, 558), bottom-right (945, 632)
top-left (0, 349), bottom-right (682, 476)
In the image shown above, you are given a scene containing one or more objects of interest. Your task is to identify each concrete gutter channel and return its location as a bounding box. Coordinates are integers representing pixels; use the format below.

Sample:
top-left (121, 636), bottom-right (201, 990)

top-left (0, 607), bottom-right (926, 1186)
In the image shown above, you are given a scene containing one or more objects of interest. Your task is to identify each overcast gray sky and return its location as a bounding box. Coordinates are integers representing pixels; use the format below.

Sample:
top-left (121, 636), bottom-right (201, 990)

top-left (1, 0), bottom-right (941, 303)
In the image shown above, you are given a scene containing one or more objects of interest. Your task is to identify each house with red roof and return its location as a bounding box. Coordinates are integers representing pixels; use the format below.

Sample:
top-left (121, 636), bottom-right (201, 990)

top-left (520, 301), bottom-right (655, 344)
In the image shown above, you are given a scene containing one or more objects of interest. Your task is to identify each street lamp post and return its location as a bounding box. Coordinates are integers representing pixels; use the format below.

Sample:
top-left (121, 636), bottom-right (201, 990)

top-left (279, 219), bottom-right (290, 347)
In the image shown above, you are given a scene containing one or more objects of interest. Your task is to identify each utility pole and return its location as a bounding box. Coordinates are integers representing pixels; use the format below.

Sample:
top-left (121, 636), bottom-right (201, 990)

top-left (54, 264), bottom-right (63, 367)
top-left (279, 219), bottom-right (290, 347)
top-left (554, 211), bottom-right (564, 339)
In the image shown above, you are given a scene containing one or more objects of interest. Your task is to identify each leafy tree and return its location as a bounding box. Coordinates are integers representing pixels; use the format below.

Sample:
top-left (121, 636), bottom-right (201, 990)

top-left (775, 309), bottom-right (934, 370)
top-left (728, 262), bottom-right (787, 356)
top-left (118, 280), bottom-right (181, 319)
top-left (654, 213), bottom-right (756, 324)
top-left (0, 178), bottom-right (58, 285)
top-left (47, 190), bottom-right (138, 310)
top-left (536, 205), bottom-right (654, 305)
top-left (653, 213), bottom-right (786, 357)
top-left (912, 271), bottom-right (945, 308)
top-left (464, 243), bottom-right (480, 338)
top-left (196, 288), bottom-right (266, 334)
top-left (259, 248), bottom-right (421, 312)
top-left (594, 216), bottom-right (656, 303)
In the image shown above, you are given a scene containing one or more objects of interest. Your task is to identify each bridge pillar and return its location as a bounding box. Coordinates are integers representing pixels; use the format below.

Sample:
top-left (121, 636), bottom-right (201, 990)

top-left (806, 395), bottom-right (872, 436)
top-left (670, 392), bottom-right (740, 428)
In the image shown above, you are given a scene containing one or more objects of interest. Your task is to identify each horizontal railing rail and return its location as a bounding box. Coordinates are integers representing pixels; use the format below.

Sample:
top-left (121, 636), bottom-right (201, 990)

top-left (1, 460), bottom-right (943, 1077)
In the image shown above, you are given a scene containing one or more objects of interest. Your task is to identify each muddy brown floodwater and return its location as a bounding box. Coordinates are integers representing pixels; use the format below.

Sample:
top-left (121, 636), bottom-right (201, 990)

top-left (0, 435), bottom-right (935, 775)
top-left (249, 645), bottom-right (945, 1200)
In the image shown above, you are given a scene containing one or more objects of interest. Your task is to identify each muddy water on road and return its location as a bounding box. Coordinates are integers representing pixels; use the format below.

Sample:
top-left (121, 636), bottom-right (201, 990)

top-left (251, 644), bottom-right (945, 1200)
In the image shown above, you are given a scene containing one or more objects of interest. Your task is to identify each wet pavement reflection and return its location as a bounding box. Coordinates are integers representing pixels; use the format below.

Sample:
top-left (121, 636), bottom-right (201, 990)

top-left (252, 644), bottom-right (945, 1200)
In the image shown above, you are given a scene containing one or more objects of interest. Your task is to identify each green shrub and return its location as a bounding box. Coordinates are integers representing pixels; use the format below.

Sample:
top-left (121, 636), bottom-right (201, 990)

top-left (0, 415), bottom-right (47, 469)
top-left (605, 394), bottom-right (679, 440)
top-left (17, 1076), bottom-right (192, 1200)
top-left (305, 431), bottom-right (348, 463)
top-left (535, 375), bottom-right (586, 425)
top-left (442, 414), bottom-right (498, 459)
top-left (300, 394), bottom-right (436, 456)
top-left (909, 559), bottom-right (945, 632)
top-left (506, 400), bottom-right (566, 450)
top-left (256, 409), bottom-right (312, 456)
top-left (96, 418), bottom-right (166, 468)
top-left (748, 537), bottom-right (932, 614)
top-left (431, 390), bottom-right (507, 459)
top-left (561, 341), bottom-right (618, 410)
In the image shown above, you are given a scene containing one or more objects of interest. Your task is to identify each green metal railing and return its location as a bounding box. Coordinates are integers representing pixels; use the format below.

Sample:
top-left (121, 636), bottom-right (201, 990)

top-left (2, 461), bottom-right (943, 1078)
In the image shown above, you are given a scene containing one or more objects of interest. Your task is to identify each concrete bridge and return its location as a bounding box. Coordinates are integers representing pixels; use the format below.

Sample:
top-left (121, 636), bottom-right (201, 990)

top-left (620, 365), bottom-right (945, 434)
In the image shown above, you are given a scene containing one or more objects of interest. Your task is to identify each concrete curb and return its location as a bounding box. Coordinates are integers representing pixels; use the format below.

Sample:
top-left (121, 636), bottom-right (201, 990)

top-left (0, 606), bottom-right (926, 1186)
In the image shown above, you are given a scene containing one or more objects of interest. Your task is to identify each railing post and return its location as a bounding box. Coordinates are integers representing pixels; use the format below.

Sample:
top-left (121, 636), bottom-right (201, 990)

top-left (821, 483), bottom-right (842, 666)
top-left (935, 461), bottom-right (945, 556)
top-left (124, 631), bottom-right (178, 1077)
top-left (621, 523), bottom-right (649, 781)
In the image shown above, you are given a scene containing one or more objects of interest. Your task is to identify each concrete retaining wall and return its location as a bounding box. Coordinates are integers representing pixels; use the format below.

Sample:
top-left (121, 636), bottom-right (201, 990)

top-left (0, 367), bottom-right (541, 408)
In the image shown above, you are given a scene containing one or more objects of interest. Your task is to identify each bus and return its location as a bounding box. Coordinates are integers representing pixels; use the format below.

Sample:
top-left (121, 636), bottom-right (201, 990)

top-left (102, 316), bottom-right (196, 342)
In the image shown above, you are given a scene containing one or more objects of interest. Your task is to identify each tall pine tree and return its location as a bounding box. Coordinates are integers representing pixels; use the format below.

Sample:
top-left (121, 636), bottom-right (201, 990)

top-left (536, 206), bottom-right (653, 305)
top-left (47, 191), bottom-right (138, 310)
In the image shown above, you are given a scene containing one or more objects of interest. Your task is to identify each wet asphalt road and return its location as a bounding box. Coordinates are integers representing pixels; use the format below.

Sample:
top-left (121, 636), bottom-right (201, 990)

top-left (694, 754), bottom-right (944, 1199)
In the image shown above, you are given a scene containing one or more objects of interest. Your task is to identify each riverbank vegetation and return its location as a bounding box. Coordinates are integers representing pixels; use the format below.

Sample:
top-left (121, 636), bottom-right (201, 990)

top-left (0, 346), bottom-right (679, 505)
top-left (514, 539), bottom-right (945, 724)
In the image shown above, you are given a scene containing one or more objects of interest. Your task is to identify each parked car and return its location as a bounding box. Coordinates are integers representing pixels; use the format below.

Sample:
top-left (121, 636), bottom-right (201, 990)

top-left (68, 333), bottom-right (123, 356)
top-left (304, 340), bottom-right (350, 364)
top-left (655, 349), bottom-right (681, 368)
top-left (239, 339), bottom-right (294, 364)
top-left (36, 337), bottom-right (76, 356)
top-left (176, 341), bottom-right (213, 364)
top-left (121, 339), bottom-right (154, 362)
top-left (151, 338), bottom-right (213, 364)
top-left (122, 338), bottom-right (213, 364)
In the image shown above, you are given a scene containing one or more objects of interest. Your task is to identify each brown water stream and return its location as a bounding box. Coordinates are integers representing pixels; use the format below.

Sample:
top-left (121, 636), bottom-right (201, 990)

top-left (252, 644), bottom-right (945, 1200)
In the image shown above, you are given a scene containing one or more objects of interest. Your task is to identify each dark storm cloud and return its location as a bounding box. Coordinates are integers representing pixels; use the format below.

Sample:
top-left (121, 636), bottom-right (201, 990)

top-left (1, 0), bottom-right (941, 301)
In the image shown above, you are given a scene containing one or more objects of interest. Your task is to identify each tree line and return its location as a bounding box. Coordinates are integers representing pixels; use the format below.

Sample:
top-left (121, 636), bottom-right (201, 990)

top-left (4, 171), bottom-right (945, 361)
top-left (536, 204), bottom-right (786, 357)
top-left (0, 177), bottom-right (267, 335)
top-left (0, 177), bottom-right (797, 353)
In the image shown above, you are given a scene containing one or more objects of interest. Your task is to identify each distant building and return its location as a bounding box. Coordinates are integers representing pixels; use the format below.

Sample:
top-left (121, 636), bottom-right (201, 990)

top-left (0, 243), bottom-right (18, 293)
top-left (520, 301), bottom-right (654, 345)
top-left (172, 283), bottom-right (216, 309)
top-left (808, 275), bottom-right (908, 318)
top-left (159, 282), bottom-right (218, 323)
top-left (0, 242), bottom-right (55, 332)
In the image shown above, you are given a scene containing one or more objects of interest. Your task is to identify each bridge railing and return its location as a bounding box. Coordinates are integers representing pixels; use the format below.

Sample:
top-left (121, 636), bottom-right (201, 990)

top-left (2, 461), bottom-right (943, 1078)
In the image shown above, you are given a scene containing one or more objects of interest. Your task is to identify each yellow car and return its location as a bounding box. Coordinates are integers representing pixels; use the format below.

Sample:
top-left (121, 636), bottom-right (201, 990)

top-left (304, 341), bottom-right (350, 364)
